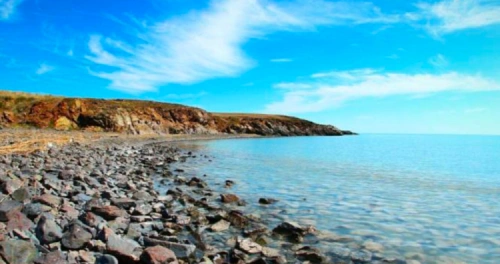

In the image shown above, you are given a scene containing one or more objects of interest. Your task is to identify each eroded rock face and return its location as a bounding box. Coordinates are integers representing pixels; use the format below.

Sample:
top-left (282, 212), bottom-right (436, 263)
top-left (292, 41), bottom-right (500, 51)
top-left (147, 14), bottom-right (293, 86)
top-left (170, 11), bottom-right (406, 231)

top-left (0, 93), bottom-right (353, 136)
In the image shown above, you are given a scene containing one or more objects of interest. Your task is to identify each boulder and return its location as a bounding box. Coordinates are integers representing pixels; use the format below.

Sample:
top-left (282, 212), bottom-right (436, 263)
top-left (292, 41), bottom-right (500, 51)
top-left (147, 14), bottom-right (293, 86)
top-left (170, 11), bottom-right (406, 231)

top-left (140, 246), bottom-right (179, 264)
top-left (237, 238), bottom-right (262, 254)
top-left (143, 237), bottom-right (196, 259)
top-left (6, 210), bottom-right (34, 232)
top-left (92, 205), bottom-right (128, 220)
top-left (110, 198), bottom-right (136, 210)
top-left (36, 214), bottom-right (63, 244)
top-left (220, 193), bottom-right (240, 203)
top-left (0, 200), bottom-right (23, 221)
top-left (0, 239), bottom-right (39, 264)
top-left (95, 254), bottom-right (119, 264)
top-left (258, 198), bottom-right (278, 205)
top-left (209, 220), bottom-right (230, 232)
top-left (106, 234), bottom-right (142, 263)
top-left (0, 178), bottom-right (23, 195)
top-left (22, 203), bottom-right (51, 219)
top-left (34, 250), bottom-right (67, 264)
top-left (34, 194), bottom-right (62, 208)
top-left (61, 221), bottom-right (93, 250)
top-left (11, 188), bottom-right (30, 202)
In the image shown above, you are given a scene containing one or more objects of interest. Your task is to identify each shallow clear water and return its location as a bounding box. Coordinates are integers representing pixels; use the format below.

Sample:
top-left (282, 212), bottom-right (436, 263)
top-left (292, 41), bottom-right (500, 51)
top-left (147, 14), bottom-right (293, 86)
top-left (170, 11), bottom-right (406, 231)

top-left (170, 135), bottom-right (500, 263)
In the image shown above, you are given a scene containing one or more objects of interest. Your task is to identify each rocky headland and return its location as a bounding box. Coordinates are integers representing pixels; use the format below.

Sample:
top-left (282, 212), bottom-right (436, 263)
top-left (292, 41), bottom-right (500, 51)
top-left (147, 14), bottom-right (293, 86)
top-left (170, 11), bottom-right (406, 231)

top-left (0, 91), bottom-right (355, 137)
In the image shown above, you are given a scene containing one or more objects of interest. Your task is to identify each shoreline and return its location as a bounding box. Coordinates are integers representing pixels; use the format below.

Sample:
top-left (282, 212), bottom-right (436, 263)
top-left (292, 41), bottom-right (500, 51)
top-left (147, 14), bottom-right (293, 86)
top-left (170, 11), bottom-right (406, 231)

top-left (0, 131), bottom-right (359, 264)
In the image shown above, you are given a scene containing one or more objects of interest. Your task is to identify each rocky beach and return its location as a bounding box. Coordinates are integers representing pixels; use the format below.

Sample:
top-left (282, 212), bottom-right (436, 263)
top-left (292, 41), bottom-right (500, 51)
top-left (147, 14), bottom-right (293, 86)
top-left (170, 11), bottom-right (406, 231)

top-left (0, 129), bottom-right (416, 264)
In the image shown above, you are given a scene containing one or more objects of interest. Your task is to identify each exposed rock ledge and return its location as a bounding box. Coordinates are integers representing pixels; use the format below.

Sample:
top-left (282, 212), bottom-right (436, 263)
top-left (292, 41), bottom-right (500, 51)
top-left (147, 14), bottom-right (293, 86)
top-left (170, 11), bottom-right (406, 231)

top-left (0, 92), bottom-right (356, 136)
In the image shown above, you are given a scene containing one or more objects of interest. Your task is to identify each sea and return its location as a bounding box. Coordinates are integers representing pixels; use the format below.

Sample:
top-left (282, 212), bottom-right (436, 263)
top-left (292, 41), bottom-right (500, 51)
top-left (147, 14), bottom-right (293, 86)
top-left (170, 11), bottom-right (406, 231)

top-left (166, 134), bottom-right (500, 264)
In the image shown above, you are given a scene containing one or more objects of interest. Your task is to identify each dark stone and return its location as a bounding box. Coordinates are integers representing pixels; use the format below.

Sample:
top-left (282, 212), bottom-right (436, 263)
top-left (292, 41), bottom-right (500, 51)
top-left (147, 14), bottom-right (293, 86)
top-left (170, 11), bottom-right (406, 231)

top-left (61, 221), bottom-right (93, 250)
top-left (95, 254), bottom-right (119, 264)
top-left (80, 212), bottom-right (107, 228)
top-left (36, 214), bottom-right (63, 244)
top-left (110, 198), bottom-right (136, 209)
top-left (58, 170), bottom-right (74, 180)
top-left (23, 203), bottom-right (51, 219)
top-left (258, 198), bottom-right (278, 205)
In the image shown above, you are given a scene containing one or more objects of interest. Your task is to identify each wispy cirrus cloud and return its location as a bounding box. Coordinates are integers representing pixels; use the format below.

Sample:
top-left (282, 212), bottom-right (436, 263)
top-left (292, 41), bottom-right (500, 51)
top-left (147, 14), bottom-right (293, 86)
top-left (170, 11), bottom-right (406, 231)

top-left (0, 0), bottom-right (23, 21)
top-left (36, 63), bottom-right (54, 75)
top-left (415, 0), bottom-right (500, 35)
top-left (429, 54), bottom-right (449, 68)
top-left (265, 69), bottom-right (500, 114)
top-left (86, 0), bottom-right (401, 94)
top-left (270, 58), bottom-right (293, 63)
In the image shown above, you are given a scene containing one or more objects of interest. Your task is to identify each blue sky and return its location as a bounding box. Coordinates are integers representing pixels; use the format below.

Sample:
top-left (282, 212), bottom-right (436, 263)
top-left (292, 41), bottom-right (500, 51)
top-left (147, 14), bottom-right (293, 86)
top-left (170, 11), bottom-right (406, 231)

top-left (1, 0), bottom-right (499, 135)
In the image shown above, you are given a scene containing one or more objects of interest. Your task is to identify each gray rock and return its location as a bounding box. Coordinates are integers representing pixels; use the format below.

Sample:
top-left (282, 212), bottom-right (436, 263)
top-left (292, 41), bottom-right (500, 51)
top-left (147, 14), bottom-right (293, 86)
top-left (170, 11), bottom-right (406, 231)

top-left (237, 238), bottom-right (262, 254)
top-left (106, 234), bottom-right (142, 263)
top-left (36, 214), bottom-right (63, 244)
top-left (209, 220), bottom-right (230, 232)
top-left (133, 202), bottom-right (153, 216)
top-left (143, 237), bottom-right (196, 259)
top-left (0, 200), bottom-right (23, 221)
top-left (34, 250), bottom-right (67, 264)
top-left (61, 221), bottom-right (93, 250)
top-left (11, 188), bottom-right (31, 202)
top-left (110, 198), bottom-right (136, 210)
top-left (23, 203), bottom-right (51, 219)
top-left (0, 239), bottom-right (39, 264)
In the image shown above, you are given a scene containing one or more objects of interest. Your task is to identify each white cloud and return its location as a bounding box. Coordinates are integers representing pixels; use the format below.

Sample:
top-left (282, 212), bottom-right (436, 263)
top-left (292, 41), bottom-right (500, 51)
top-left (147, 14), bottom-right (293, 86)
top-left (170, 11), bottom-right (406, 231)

top-left (416, 0), bottom-right (500, 35)
top-left (36, 63), bottom-right (54, 75)
top-left (265, 69), bottom-right (500, 113)
top-left (428, 54), bottom-right (449, 67)
top-left (86, 0), bottom-right (400, 94)
top-left (270, 58), bottom-right (293, 63)
top-left (0, 0), bottom-right (23, 21)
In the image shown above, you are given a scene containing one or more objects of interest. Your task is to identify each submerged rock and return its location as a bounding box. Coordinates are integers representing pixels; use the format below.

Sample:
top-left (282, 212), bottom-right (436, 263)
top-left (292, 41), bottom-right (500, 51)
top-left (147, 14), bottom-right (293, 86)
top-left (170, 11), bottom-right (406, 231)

top-left (220, 193), bottom-right (240, 203)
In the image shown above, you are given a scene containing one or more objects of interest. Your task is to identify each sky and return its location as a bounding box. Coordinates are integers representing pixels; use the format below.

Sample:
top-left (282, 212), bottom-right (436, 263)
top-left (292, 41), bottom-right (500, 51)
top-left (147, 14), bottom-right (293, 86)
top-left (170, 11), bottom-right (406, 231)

top-left (0, 0), bottom-right (499, 135)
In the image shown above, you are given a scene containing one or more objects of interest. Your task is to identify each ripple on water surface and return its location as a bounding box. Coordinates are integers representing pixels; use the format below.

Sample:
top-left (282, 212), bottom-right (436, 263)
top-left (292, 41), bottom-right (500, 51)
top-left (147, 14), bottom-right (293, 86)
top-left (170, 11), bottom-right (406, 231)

top-left (164, 135), bottom-right (500, 264)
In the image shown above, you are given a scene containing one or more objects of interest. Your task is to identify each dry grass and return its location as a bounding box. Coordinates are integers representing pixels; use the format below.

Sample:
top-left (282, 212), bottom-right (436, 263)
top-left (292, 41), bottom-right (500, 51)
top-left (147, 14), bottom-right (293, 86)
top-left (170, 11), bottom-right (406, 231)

top-left (0, 90), bottom-right (60, 98)
top-left (0, 129), bottom-right (112, 155)
top-left (212, 113), bottom-right (299, 121)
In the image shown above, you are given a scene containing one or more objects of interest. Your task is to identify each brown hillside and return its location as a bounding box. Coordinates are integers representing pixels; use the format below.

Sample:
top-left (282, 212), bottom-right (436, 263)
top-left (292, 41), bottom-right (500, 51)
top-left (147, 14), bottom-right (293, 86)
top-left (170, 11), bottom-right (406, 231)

top-left (0, 91), bottom-right (354, 136)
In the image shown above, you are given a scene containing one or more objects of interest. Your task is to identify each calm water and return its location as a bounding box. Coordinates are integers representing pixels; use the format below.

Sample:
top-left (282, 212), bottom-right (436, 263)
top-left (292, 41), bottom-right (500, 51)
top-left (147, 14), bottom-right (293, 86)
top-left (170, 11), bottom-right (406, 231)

top-left (170, 135), bottom-right (500, 263)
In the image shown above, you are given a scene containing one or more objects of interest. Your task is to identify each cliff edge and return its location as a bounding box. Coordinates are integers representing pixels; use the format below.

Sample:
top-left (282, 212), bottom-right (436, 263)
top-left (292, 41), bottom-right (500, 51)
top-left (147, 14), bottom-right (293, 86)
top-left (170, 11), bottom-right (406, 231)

top-left (0, 91), bottom-right (355, 136)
